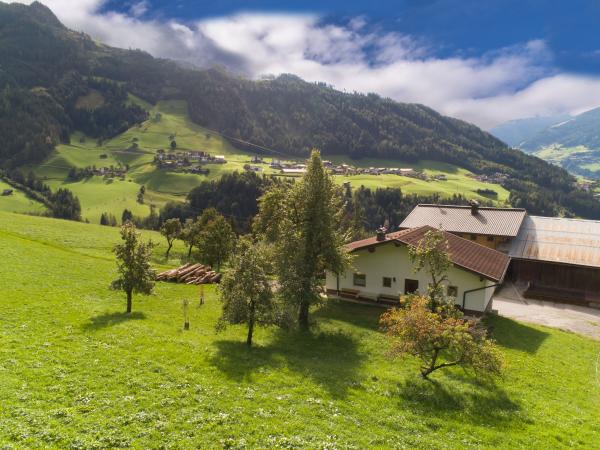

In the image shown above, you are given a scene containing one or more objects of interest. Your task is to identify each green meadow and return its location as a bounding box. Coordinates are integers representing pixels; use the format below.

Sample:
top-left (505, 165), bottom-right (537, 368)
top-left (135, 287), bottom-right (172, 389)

top-left (27, 99), bottom-right (510, 224)
top-left (0, 210), bottom-right (598, 448)
top-left (0, 180), bottom-right (46, 215)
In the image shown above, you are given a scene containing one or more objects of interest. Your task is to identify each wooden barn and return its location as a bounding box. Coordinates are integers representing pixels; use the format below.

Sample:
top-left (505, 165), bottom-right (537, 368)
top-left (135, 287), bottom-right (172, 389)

top-left (507, 216), bottom-right (600, 306)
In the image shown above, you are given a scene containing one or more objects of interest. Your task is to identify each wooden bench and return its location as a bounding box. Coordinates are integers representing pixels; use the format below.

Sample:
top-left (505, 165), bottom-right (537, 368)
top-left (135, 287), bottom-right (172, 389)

top-left (377, 294), bottom-right (400, 305)
top-left (340, 288), bottom-right (361, 300)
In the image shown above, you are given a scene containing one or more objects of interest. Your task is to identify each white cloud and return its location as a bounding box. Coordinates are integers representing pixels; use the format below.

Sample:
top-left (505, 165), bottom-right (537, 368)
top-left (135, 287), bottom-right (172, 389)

top-left (17, 1), bottom-right (600, 129)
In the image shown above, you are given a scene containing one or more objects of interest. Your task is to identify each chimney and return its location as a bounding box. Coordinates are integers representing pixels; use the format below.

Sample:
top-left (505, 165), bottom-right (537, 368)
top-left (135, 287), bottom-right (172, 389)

top-left (375, 226), bottom-right (387, 241)
top-left (470, 199), bottom-right (480, 215)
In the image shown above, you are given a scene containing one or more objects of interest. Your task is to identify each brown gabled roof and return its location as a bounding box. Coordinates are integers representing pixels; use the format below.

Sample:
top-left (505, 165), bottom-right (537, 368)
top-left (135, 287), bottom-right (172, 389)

top-left (399, 204), bottom-right (527, 237)
top-left (345, 228), bottom-right (413, 251)
top-left (346, 225), bottom-right (510, 282)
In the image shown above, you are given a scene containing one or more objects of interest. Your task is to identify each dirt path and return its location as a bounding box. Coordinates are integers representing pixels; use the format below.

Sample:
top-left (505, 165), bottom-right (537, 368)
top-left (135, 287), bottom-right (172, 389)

top-left (492, 283), bottom-right (600, 340)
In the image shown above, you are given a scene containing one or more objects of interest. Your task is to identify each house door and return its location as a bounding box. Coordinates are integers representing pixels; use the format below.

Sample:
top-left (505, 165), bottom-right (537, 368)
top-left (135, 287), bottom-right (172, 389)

top-left (404, 279), bottom-right (419, 294)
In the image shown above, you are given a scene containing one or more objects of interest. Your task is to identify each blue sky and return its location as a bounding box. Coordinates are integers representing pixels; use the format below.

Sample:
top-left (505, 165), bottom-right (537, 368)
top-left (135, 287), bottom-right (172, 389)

top-left (103, 0), bottom-right (600, 74)
top-left (22, 0), bottom-right (600, 128)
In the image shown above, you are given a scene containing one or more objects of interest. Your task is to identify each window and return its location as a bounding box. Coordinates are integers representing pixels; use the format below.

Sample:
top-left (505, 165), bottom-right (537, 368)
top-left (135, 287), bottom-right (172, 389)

top-left (353, 273), bottom-right (366, 287)
top-left (470, 234), bottom-right (477, 241)
top-left (447, 286), bottom-right (458, 298)
top-left (487, 235), bottom-right (494, 242)
top-left (382, 277), bottom-right (392, 288)
top-left (404, 279), bottom-right (419, 294)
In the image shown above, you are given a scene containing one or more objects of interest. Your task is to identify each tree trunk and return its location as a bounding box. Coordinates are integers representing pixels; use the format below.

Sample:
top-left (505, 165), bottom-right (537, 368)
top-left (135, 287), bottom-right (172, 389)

top-left (126, 290), bottom-right (132, 313)
top-left (166, 241), bottom-right (173, 258)
top-left (247, 302), bottom-right (255, 346)
top-left (246, 319), bottom-right (254, 346)
top-left (188, 244), bottom-right (193, 259)
top-left (421, 348), bottom-right (439, 379)
top-left (298, 301), bottom-right (310, 330)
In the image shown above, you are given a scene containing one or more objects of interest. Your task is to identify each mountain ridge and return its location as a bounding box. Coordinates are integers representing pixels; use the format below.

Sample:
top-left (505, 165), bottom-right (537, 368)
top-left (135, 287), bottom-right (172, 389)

top-left (1, 1), bottom-right (599, 218)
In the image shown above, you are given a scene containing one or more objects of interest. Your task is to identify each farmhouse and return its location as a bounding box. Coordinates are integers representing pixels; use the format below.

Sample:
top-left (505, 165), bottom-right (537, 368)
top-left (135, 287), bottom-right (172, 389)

top-left (326, 226), bottom-right (510, 313)
top-left (507, 215), bottom-right (600, 306)
top-left (399, 202), bottom-right (526, 249)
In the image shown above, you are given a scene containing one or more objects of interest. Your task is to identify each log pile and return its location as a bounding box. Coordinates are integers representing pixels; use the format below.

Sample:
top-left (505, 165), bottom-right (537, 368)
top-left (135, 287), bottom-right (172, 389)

top-left (156, 263), bottom-right (222, 285)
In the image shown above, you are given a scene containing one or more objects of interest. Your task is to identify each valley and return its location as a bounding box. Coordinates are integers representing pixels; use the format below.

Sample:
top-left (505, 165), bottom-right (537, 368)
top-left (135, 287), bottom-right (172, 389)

top-left (18, 99), bottom-right (509, 224)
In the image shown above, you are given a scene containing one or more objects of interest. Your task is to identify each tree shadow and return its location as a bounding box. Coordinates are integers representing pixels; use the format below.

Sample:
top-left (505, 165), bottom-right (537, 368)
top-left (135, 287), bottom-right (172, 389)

top-left (82, 311), bottom-right (146, 331)
top-left (312, 300), bottom-right (383, 331)
top-left (484, 315), bottom-right (549, 354)
top-left (397, 373), bottom-right (522, 426)
top-left (210, 328), bottom-right (366, 399)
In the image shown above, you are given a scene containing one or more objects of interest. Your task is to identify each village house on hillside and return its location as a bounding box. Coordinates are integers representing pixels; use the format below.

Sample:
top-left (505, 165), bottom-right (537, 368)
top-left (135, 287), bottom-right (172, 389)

top-left (389, 202), bottom-right (600, 308)
top-left (399, 202), bottom-right (526, 249)
top-left (326, 226), bottom-right (510, 313)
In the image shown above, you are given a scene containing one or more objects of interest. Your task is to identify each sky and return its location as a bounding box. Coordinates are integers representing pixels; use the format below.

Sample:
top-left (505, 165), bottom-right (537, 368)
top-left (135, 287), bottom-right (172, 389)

top-left (18, 0), bottom-right (600, 129)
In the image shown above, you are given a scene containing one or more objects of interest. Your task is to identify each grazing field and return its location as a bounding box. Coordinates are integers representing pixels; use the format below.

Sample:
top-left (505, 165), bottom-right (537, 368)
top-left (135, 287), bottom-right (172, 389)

top-left (327, 156), bottom-right (510, 202)
top-left (0, 211), bottom-right (598, 448)
top-left (0, 181), bottom-right (46, 215)
top-left (28, 99), bottom-right (510, 224)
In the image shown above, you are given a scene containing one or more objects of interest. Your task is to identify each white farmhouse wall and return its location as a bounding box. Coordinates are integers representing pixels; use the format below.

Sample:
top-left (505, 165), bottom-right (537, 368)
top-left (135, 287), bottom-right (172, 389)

top-left (326, 241), bottom-right (497, 312)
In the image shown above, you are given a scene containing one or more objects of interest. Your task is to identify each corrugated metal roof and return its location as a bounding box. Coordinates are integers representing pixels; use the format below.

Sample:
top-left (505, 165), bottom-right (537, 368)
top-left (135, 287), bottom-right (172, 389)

top-left (508, 216), bottom-right (600, 268)
top-left (399, 204), bottom-right (527, 237)
top-left (346, 226), bottom-right (510, 282)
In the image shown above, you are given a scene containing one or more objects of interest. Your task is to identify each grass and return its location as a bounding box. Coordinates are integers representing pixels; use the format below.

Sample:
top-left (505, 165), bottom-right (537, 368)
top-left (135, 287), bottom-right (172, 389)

top-left (0, 180), bottom-right (46, 215)
top-left (0, 211), bottom-right (599, 448)
top-left (328, 156), bottom-right (510, 202)
top-left (28, 99), bottom-right (511, 224)
top-left (534, 144), bottom-right (600, 177)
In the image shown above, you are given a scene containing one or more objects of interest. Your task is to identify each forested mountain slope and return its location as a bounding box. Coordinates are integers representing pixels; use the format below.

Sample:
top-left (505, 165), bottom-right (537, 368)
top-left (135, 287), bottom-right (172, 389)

top-left (520, 107), bottom-right (600, 152)
top-left (1, 1), bottom-right (599, 218)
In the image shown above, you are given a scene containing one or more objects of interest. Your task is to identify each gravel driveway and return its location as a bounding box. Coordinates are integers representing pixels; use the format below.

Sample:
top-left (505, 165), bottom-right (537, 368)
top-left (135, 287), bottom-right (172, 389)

top-left (492, 283), bottom-right (600, 341)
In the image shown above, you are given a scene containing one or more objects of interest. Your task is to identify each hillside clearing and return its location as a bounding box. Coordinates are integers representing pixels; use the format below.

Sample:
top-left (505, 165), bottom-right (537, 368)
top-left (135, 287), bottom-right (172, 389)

top-left (0, 211), bottom-right (598, 448)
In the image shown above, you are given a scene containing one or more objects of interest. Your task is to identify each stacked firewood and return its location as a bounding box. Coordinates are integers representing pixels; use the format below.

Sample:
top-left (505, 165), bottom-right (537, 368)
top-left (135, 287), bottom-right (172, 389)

top-left (156, 263), bottom-right (222, 285)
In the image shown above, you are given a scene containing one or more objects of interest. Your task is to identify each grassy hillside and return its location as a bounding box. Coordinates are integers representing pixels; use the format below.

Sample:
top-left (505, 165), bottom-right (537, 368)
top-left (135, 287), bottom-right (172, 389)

top-left (30, 100), bottom-right (510, 223)
top-left (0, 211), bottom-right (598, 447)
top-left (534, 144), bottom-right (600, 178)
top-left (0, 180), bottom-right (46, 215)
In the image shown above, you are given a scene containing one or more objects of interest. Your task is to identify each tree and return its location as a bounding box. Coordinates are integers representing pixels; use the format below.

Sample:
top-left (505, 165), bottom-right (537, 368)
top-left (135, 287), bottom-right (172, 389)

top-left (122, 208), bottom-right (133, 224)
top-left (255, 150), bottom-right (349, 329)
top-left (380, 296), bottom-right (503, 379)
top-left (196, 209), bottom-right (235, 270)
top-left (100, 212), bottom-right (109, 226)
top-left (160, 218), bottom-right (182, 258)
top-left (137, 185), bottom-right (145, 204)
top-left (408, 229), bottom-right (452, 311)
top-left (110, 222), bottom-right (155, 313)
top-left (49, 188), bottom-right (81, 221)
top-left (350, 190), bottom-right (367, 241)
top-left (181, 218), bottom-right (202, 258)
top-left (170, 140), bottom-right (177, 150)
top-left (217, 237), bottom-right (274, 346)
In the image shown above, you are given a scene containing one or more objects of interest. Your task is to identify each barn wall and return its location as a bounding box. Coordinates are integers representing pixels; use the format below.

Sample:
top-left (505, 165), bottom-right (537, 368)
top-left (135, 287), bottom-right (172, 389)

top-left (510, 259), bottom-right (600, 292)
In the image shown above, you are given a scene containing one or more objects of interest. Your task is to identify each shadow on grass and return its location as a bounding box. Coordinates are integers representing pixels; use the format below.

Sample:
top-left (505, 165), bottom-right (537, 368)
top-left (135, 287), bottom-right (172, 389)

top-left (485, 314), bottom-right (549, 354)
top-left (312, 300), bottom-right (383, 331)
top-left (211, 329), bottom-right (365, 399)
top-left (82, 311), bottom-right (146, 331)
top-left (397, 373), bottom-right (521, 425)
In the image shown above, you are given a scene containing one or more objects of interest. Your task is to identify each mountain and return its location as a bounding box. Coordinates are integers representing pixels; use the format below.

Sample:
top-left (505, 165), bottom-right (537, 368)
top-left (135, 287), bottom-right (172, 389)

top-left (1, 1), bottom-right (599, 219)
top-left (493, 107), bottom-right (600, 178)
top-left (490, 114), bottom-right (571, 148)
top-left (520, 107), bottom-right (600, 152)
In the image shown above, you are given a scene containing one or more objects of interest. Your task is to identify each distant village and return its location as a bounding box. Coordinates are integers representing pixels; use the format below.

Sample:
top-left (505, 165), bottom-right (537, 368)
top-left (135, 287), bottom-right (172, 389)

top-left (154, 149), bottom-right (226, 175)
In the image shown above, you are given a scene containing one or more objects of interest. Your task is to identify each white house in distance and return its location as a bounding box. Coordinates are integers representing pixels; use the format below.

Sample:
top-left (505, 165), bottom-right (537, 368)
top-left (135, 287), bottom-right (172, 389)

top-left (325, 225), bottom-right (511, 313)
